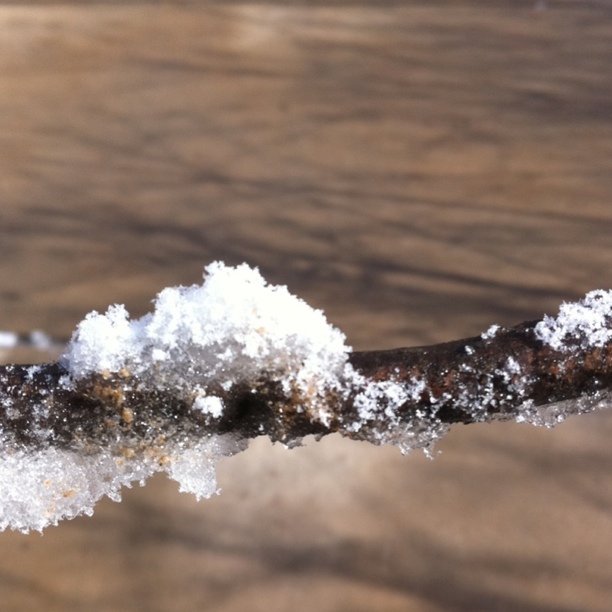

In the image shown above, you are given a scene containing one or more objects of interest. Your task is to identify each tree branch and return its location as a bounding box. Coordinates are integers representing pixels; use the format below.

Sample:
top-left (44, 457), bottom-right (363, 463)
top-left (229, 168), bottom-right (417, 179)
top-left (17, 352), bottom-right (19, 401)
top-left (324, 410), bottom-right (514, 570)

top-left (1, 317), bottom-right (610, 456)
top-left (3, 274), bottom-right (612, 531)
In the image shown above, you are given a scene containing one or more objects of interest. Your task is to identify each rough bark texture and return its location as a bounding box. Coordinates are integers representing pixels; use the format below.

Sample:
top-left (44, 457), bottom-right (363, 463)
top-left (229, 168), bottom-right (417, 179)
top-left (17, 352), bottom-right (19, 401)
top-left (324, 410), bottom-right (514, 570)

top-left (1, 318), bottom-right (610, 452)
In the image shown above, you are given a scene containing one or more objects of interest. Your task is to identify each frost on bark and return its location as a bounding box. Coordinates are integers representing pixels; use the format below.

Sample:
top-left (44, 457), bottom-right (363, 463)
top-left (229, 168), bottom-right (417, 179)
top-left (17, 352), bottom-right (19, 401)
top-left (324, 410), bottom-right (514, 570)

top-left (1, 318), bottom-right (610, 451)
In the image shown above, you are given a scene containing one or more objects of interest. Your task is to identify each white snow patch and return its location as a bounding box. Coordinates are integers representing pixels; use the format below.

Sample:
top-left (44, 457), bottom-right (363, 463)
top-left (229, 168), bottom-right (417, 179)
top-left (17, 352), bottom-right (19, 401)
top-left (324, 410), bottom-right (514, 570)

top-left (353, 380), bottom-right (410, 423)
top-left (481, 324), bottom-right (501, 340)
top-left (168, 436), bottom-right (248, 500)
top-left (63, 262), bottom-right (350, 416)
top-left (505, 356), bottom-right (521, 375)
top-left (193, 395), bottom-right (224, 418)
top-left (534, 290), bottom-right (612, 351)
top-left (0, 434), bottom-right (247, 533)
top-left (0, 447), bottom-right (155, 533)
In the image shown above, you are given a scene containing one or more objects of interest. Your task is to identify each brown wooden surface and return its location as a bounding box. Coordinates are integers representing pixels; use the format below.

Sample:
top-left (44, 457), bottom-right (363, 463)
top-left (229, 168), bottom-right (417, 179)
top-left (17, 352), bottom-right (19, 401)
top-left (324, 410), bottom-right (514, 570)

top-left (1, 2), bottom-right (612, 610)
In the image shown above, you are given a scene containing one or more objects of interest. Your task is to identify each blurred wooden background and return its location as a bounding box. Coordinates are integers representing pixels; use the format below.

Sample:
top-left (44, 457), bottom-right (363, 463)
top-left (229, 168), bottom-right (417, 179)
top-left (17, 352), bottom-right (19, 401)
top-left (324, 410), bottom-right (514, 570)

top-left (1, 1), bottom-right (611, 610)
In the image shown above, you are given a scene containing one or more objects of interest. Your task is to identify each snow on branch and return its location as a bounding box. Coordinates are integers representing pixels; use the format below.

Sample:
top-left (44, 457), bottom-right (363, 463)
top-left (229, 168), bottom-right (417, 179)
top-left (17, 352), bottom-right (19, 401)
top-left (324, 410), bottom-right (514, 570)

top-left (0, 262), bottom-right (611, 532)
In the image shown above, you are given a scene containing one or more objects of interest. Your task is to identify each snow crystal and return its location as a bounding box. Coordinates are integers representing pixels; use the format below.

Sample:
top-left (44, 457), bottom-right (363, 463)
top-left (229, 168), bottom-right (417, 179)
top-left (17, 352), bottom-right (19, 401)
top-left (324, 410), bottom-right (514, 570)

top-left (505, 356), bottom-right (521, 375)
top-left (353, 380), bottom-right (410, 424)
top-left (193, 395), bottom-right (224, 418)
top-left (350, 374), bottom-right (425, 428)
top-left (481, 324), bottom-right (501, 341)
top-left (341, 362), bottom-right (441, 452)
top-left (535, 290), bottom-right (612, 351)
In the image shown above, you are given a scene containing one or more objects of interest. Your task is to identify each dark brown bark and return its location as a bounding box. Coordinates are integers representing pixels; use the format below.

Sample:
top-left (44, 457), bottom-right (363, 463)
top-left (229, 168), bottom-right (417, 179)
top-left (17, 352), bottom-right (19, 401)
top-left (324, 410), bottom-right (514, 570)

top-left (0, 318), bottom-right (610, 452)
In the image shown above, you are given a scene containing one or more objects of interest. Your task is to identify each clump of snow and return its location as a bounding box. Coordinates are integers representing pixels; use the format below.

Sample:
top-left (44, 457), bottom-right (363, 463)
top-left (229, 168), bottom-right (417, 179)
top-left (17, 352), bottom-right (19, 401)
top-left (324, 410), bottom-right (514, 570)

top-left (0, 447), bottom-right (157, 532)
top-left (167, 436), bottom-right (248, 500)
top-left (505, 356), bottom-right (521, 375)
top-left (354, 378), bottom-right (447, 456)
top-left (64, 262), bottom-right (350, 414)
top-left (535, 290), bottom-right (612, 351)
top-left (193, 394), bottom-right (224, 418)
top-left (0, 429), bottom-right (249, 532)
top-left (481, 324), bottom-right (501, 341)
